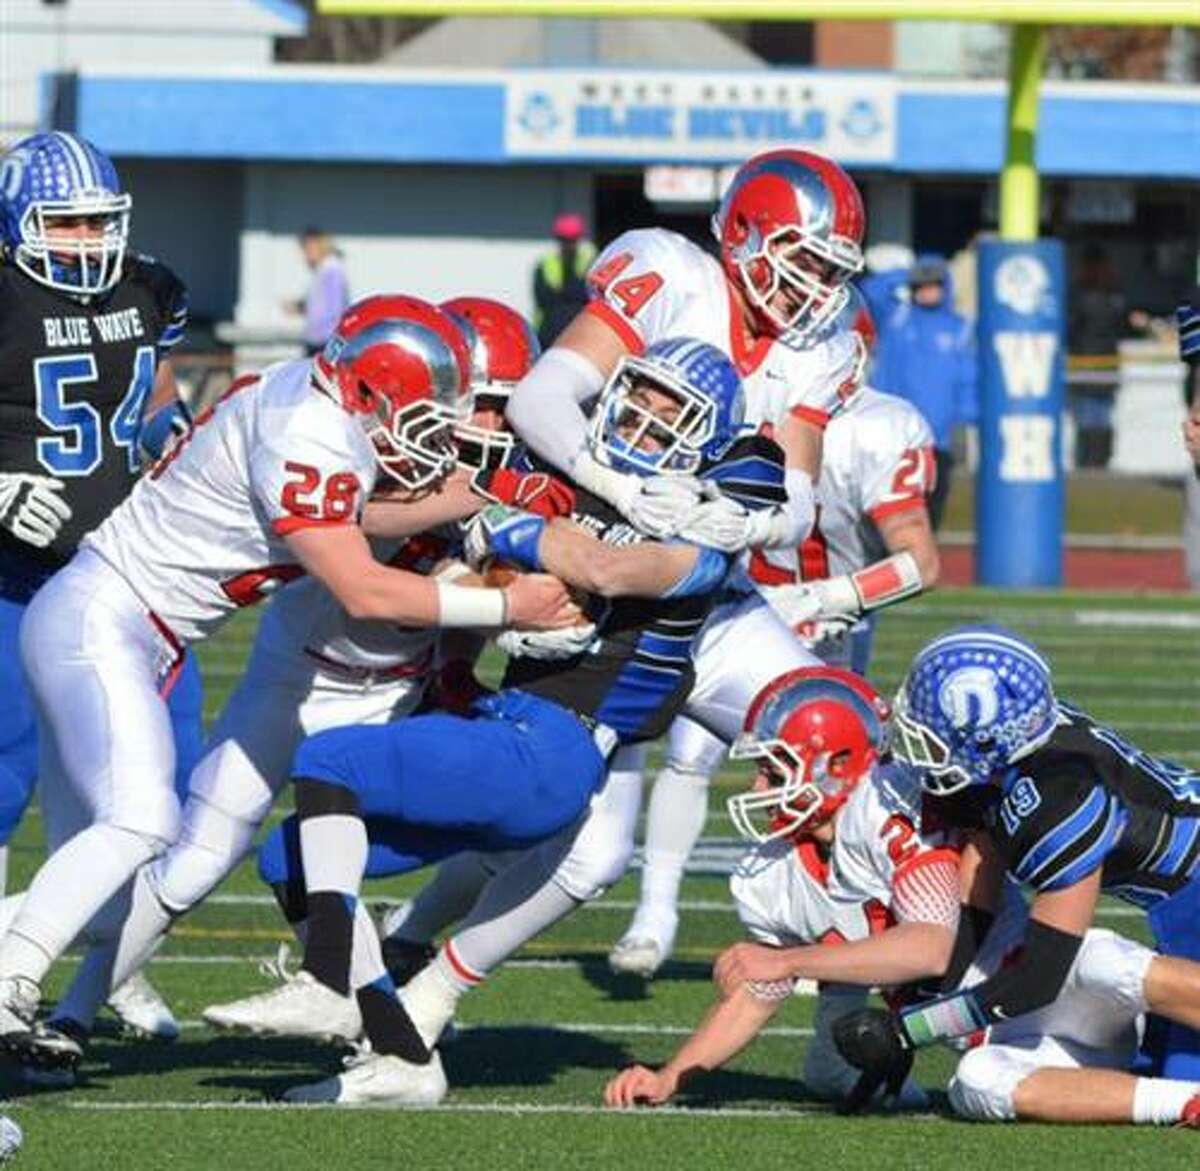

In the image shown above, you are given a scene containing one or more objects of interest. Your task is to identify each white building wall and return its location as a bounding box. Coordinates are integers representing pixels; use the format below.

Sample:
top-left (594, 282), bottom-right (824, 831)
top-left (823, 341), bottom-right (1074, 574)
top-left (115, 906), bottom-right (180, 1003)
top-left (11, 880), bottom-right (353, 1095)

top-left (1, 0), bottom-right (297, 138)
top-left (235, 162), bottom-right (593, 328)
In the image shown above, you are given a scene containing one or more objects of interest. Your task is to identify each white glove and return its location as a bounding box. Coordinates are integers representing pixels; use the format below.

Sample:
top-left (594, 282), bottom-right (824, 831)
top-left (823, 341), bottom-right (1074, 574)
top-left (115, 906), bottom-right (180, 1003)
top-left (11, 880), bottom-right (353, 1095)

top-left (497, 621), bottom-right (598, 661)
top-left (571, 450), bottom-right (702, 539)
top-left (767, 577), bottom-right (861, 631)
top-left (674, 486), bottom-right (751, 552)
top-left (0, 473), bottom-right (72, 549)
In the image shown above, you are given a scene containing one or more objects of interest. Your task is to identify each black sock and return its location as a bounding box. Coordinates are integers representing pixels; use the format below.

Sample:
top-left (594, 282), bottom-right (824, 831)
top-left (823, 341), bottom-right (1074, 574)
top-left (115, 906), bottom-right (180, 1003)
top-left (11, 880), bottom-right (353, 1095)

top-left (302, 891), bottom-right (354, 996)
top-left (271, 880), bottom-right (308, 925)
top-left (357, 980), bottom-right (431, 1064)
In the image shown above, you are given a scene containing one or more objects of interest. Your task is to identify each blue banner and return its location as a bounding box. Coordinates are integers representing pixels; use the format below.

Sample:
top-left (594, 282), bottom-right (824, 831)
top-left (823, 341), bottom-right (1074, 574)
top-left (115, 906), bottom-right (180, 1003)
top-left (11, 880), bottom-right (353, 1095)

top-left (976, 239), bottom-right (1066, 588)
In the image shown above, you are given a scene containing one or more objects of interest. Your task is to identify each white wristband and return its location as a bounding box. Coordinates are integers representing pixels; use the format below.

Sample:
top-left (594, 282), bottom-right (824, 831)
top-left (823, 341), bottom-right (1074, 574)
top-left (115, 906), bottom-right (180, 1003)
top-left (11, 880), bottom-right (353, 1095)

top-left (436, 582), bottom-right (507, 628)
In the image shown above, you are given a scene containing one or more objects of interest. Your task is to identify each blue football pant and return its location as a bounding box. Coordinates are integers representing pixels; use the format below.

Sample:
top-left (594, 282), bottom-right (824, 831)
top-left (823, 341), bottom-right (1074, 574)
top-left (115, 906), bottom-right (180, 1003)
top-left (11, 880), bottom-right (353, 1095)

top-left (0, 594), bottom-right (205, 847)
top-left (1149, 876), bottom-right (1200, 1080)
top-left (258, 689), bottom-right (607, 886)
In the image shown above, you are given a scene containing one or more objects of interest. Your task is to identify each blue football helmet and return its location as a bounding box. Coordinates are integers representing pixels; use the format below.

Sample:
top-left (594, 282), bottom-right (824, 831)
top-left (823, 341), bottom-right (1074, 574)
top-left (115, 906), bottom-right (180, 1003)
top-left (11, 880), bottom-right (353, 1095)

top-left (588, 337), bottom-right (747, 476)
top-left (891, 624), bottom-right (1058, 795)
top-left (0, 132), bottom-right (131, 298)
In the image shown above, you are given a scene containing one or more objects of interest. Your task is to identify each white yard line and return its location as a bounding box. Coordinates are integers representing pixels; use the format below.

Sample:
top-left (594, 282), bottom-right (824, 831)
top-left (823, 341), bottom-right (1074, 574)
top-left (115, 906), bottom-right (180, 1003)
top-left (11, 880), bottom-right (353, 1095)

top-left (166, 1019), bottom-right (817, 1037)
top-left (4, 1098), bottom-right (930, 1120)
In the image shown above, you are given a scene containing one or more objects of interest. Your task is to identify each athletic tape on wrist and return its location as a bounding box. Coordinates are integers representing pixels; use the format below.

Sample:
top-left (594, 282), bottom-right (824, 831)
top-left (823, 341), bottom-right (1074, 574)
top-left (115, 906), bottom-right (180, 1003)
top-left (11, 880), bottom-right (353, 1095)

top-left (436, 582), bottom-right (507, 628)
top-left (851, 550), bottom-right (923, 612)
top-left (899, 988), bottom-right (989, 1048)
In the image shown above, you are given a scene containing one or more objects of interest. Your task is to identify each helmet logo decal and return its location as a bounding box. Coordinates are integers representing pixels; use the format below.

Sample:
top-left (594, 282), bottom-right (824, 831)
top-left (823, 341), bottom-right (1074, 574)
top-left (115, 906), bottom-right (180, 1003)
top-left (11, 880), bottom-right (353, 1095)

top-left (938, 667), bottom-right (999, 731)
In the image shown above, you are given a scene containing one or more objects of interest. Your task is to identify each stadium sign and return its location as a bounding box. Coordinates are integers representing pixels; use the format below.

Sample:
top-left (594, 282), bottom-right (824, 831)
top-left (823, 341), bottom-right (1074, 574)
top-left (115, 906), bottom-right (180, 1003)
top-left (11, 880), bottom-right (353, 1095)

top-left (976, 239), bottom-right (1066, 587)
top-left (506, 71), bottom-right (896, 163)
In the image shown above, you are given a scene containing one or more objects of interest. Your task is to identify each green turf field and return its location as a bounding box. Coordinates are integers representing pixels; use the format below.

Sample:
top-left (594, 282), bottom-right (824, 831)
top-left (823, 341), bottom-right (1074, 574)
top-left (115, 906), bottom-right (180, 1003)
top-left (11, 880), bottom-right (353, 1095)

top-left (4, 588), bottom-right (1200, 1169)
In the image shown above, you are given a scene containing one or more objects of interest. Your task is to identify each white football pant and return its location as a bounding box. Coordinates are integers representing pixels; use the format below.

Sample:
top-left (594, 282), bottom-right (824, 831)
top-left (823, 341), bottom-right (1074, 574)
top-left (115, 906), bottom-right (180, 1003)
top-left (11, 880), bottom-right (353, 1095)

top-left (948, 927), bottom-right (1153, 1122)
top-left (66, 606), bottom-right (426, 1013)
top-left (3, 549), bottom-right (180, 985)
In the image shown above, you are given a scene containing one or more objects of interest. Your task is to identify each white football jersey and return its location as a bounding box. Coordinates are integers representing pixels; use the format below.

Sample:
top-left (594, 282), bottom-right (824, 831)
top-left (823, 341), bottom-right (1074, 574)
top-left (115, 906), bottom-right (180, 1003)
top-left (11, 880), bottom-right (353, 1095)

top-left (750, 385), bottom-right (935, 586)
top-left (730, 761), bottom-right (958, 948)
top-left (258, 530), bottom-right (456, 673)
top-left (86, 359), bottom-right (378, 642)
top-left (587, 228), bottom-right (860, 432)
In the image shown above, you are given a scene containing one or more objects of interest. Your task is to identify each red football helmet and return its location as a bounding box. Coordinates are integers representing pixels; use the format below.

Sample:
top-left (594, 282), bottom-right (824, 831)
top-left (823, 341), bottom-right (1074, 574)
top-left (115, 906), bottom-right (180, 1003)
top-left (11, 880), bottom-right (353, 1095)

top-left (440, 296), bottom-right (541, 472)
top-left (712, 149), bottom-right (865, 338)
top-left (314, 295), bottom-right (471, 492)
top-left (727, 667), bottom-right (890, 843)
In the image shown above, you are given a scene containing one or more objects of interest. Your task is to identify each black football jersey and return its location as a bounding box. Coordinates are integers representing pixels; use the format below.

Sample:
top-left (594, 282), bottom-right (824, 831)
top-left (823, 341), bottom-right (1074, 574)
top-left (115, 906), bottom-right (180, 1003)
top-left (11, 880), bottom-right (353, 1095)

top-left (0, 254), bottom-right (187, 576)
top-left (932, 702), bottom-right (1200, 908)
top-left (502, 485), bottom-right (720, 744)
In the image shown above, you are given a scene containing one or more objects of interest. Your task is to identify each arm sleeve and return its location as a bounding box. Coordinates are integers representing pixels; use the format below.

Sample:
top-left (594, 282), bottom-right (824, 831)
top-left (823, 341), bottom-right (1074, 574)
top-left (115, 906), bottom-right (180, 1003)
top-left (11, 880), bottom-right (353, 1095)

top-left (137, 255), bottom-right (189, 355)
top-left (504, 346), bottom-right (606, 474)
top-left (959, 918), bottom-right (1084, 1021)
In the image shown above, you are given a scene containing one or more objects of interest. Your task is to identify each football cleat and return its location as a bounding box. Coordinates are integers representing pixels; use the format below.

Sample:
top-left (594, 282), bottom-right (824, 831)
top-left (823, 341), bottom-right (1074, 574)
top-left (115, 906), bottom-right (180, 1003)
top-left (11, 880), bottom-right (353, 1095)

top-left (202, 969), bottom-right (361, 1043)
top-left (20, 1019), bottom-right (88, 1089)
top-left (607, 935), bottom-right (668, 979)
top-left (282, 1046), bottom-right (447, 1106)
top-left (1177, 1093), bottom-right (1200, 1128)
top-left (106, 971), bottom-right (180, 1041)
top-left (0, 978), bottom-right (84, 1072)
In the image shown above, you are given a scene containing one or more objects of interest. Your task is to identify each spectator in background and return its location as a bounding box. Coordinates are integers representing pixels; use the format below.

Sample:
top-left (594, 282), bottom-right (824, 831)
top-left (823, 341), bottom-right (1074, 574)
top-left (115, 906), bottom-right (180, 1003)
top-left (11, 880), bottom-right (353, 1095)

top-left (285, 227), bottom-right (350, 355)
top-left (871, 254), bottom-right (976, 531)
top-left (857, 241), bottom-right (912, 328)
top-left (1067, 244), bottom-right (1149, 469)
top-left (532, 213), bottom-right (596, 350)
top-left (1178, 289), bottom-right (1200, 591)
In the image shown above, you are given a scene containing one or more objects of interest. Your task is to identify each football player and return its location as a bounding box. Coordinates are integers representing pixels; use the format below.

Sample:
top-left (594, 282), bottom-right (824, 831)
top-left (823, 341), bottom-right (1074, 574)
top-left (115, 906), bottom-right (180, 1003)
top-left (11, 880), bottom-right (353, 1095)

top-left (204, 338), bottom-right (778, 1105)
top-left (833, 625), bottom-right (1200, 1124)
top-left (0, 132), bottom-right (198, 1038)
top-left (0, 297), bottom-right (557, 1080)
top-left (505, 147), bottom-right (866, 558)
top-left (1, 294), bottom-right (573, 1070)
top-left (609, 291), bottom-right (940, 977)
top-left (604, 667), bottom-right (956, 1110)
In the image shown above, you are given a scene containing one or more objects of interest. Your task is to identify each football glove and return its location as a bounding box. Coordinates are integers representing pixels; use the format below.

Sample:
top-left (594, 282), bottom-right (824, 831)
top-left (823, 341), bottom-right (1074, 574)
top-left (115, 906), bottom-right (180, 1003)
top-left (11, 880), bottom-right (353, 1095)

top-left (831, 1006), bottom-right (914, 1115)
top-left (470, 466), bottom-right (576, 520)
top-left (462, 504), bottom-right (546, 572)
top-left (497, 621), bottom-right (597, 661)
top-left (572, 450), bottom-right (703, 539)
top-left (674, 483), bottom-right (752, 553)
top-left (0, 472), bottom-right (72, 550)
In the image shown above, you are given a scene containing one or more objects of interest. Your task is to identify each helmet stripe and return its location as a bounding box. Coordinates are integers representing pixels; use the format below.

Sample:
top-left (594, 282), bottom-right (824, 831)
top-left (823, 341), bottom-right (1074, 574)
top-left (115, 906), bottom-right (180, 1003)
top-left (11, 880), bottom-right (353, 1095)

top-left (52, 132), bottom-right (88, 190)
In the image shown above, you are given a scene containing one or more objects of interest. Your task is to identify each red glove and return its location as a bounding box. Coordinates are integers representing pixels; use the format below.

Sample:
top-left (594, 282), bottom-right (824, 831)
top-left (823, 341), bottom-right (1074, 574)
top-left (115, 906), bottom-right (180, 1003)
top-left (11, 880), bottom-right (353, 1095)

top-left (471, 467), bottom-right (575, 520)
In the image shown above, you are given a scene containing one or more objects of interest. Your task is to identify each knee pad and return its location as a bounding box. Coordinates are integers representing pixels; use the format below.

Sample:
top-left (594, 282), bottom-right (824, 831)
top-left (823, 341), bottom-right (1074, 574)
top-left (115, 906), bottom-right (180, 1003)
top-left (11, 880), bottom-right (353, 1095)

top-left (553, 826), bottom-right (634, 903)
top-left (151, 796), bottom-right (261, 914)
top-left (664, 719), bottom-right (725, 777)
top-left (1072, 929), bottom-right (1152, 1016)
top-left (947, 1046), bottom-right (1024, 1122)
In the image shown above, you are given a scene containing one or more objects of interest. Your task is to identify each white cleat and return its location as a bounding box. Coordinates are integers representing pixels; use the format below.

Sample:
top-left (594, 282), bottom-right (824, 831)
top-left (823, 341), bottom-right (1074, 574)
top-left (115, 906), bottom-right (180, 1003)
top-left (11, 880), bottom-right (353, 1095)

top-left (107, 971), bottom-right (180, 1042)
top-left (607, 936), bottom-right (667, 979)
top-left (202, 969), bottom-right (361, 1043)
top-left (0, 978), bottom-right (82, 1071)
top-left (0, 977), bottom-right (38, 1044)
top-left (283, 1046), bottom-right (447, 1106)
